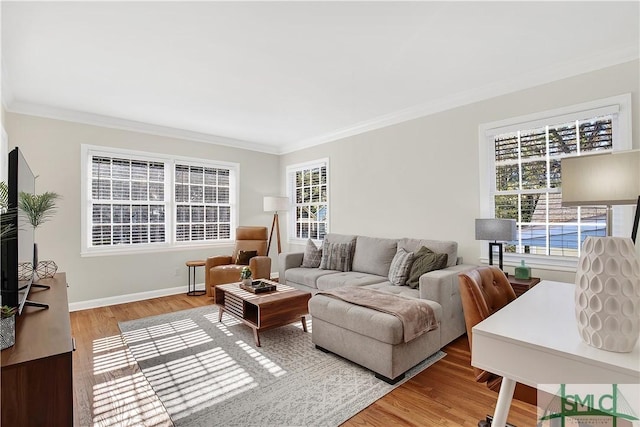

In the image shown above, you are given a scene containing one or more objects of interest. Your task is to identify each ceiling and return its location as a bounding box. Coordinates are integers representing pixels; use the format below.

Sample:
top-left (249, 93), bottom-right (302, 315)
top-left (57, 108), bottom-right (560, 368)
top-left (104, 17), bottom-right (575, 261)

top-left (2, 2), bottom-right (639, 154)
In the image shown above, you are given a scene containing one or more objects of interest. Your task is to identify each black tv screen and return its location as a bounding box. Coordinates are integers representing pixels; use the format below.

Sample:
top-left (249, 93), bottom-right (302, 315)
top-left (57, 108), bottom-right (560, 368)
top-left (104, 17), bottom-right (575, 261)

top-left (1, 147), bottom-right (35, 314)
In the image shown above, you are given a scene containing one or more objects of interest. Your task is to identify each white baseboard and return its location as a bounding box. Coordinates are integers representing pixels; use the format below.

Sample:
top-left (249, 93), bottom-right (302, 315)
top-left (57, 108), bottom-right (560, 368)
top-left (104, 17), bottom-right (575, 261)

top-left (69, 283), bottom-right (206, 312)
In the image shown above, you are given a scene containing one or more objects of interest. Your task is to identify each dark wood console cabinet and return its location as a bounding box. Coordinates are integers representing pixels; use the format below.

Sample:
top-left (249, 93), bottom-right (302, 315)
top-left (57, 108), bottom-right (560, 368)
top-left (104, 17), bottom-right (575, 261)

top-left (1, 273), bottom-right (74, 426)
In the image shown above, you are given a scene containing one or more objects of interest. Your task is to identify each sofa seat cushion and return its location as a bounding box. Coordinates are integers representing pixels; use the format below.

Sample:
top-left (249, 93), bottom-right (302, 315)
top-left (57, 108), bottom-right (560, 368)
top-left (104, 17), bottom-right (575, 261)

top-left (309, 294), bottom-right (442, 345)
top-left (351, 236), bottom-right (398, 276)
top-left (364, 282), bottom-right (418, 299)
top-left (285, 267), bottom-right (339, 289)
top-left (310, 295), bottom-right (404, 345)
top-left (363, 283), bottom-right (443, 319)
top-left (316, 272), bottom-right (387, 291)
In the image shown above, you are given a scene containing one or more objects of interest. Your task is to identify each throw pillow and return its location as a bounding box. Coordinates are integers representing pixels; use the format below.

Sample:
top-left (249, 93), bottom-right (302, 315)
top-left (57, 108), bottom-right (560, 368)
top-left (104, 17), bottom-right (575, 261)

top-left (301, 239), bottom-right (323, 268)
top-left (236, 250), bottom-right (258, 265)
top-left (319, 241), bottom-right (354, 272)
top-left (406, 246), bottom-right (448, 288)
top-left (388, 247), bottom-right (414, 286)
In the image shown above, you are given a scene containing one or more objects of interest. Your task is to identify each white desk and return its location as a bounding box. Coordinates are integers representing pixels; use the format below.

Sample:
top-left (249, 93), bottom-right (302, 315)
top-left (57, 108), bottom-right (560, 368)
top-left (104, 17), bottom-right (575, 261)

top-left (472, 280), bottom-right (640, 427)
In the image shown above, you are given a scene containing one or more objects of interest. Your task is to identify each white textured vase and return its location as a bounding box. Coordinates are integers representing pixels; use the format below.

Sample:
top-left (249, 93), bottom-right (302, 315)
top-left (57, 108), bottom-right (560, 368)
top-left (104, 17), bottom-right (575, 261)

top-left (575, 236), bottom-right (640, 353)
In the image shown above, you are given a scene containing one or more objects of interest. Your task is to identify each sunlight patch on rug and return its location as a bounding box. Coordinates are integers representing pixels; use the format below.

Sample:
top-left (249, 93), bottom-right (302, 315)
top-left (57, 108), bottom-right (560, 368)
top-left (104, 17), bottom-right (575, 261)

top-left (119, 305), bottom-right (445, 427)
top-left (92, 371), bottom-right (168, 426)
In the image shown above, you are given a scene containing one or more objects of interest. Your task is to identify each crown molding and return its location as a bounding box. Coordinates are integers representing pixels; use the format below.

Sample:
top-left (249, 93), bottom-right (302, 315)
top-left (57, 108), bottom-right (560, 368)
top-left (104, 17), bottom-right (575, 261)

top-left (6, 101), bottom-right (281, 155)
top-left (4, 44), bottom-right (638, 156)
top-left (280, 44), bottom-right (639, 154)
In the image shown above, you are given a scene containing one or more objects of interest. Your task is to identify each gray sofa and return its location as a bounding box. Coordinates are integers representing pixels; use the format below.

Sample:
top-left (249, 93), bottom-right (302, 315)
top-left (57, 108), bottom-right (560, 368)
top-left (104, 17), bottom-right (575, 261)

top-left (279, 233), bottom-right (475, 382)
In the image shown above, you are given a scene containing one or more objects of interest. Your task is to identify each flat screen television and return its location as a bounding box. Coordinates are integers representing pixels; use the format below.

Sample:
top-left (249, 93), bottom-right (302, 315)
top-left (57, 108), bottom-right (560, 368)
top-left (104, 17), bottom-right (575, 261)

top-left (1, 147), bottom-right (36, 314)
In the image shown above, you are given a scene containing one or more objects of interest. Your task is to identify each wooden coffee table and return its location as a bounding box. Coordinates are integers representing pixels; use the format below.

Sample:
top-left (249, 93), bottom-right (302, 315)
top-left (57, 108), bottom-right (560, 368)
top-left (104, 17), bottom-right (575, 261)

top-left (214, 280), bottom-right (312, 347)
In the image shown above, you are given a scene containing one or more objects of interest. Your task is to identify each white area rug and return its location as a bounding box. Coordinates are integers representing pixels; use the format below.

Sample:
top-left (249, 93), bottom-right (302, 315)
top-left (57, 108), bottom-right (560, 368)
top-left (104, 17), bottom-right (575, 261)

top-left (118, 305), bottom-right (445, 427)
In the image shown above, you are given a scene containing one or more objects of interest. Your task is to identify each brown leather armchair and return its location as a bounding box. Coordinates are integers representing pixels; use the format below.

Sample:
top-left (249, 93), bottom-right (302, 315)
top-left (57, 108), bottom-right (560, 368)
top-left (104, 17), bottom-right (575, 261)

top-left (458, 266), bottom-right (536, 425)
top-left (206, 226), bottom-right (272, 302)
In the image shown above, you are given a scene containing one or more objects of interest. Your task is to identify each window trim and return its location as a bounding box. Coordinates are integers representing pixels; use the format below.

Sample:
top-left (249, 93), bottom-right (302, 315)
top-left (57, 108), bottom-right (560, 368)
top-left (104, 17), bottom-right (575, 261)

top-left (80, 144), bottom-right (240, 256)
top-left (285, 157), bottom-right (330, 245)
top-left (478, 94), bottom-right (633, 271)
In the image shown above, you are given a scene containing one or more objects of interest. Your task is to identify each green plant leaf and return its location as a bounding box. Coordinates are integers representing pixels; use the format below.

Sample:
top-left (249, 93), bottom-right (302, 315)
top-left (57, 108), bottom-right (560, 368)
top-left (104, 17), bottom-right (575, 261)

top-left (1, 305), bottom-right (17, 318)
top-left (18, 191), bottom-right (60, 229)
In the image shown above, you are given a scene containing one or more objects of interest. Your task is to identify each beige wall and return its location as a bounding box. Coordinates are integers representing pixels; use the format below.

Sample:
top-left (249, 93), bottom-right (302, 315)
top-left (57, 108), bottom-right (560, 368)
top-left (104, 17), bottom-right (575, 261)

top-left (5, 113), bottom-right (280, 304)
top-left (279, 60), bottom-right (640, 284)
top-left (5, 60), bottom-right (639, 304)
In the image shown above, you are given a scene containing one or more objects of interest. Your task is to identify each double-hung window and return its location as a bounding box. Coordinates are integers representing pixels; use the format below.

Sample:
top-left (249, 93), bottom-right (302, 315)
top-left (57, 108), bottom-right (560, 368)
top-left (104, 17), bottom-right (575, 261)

top-left (82, 145), bottom-right (238, 255)
top-left (286, 159), bottom-right (329, 242)
top-left (174, 164), bottom-right (232, 242)
top-left (480, 94), bottom-right (632, 269)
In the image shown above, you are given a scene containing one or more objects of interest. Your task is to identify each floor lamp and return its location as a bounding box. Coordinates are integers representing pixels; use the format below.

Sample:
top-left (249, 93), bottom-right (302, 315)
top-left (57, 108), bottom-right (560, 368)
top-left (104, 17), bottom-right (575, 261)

top-left (264, 196), bottom-right (289, 255)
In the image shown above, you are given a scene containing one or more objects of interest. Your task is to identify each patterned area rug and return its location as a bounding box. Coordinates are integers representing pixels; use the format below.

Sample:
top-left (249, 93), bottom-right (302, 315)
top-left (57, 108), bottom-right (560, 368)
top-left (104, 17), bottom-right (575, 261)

top-left (118, 305), bottom-right (445, 427)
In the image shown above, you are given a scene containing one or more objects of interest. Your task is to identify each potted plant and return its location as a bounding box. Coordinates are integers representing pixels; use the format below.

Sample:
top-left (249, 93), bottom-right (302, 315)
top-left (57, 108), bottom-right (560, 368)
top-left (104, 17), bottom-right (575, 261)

top-left (240, 266), bottom-right (252, 287)
top-left (18, 191), bottom-right (60, 278)
top-left (1, 305), bottom-right (18, 350)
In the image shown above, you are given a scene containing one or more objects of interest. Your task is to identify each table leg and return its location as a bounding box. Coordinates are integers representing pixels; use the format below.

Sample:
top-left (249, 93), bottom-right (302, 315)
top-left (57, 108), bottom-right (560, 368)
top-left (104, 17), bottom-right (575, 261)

top-left (301, 316), bottom-right (308, 332)
top-left (218, 306), bottom-right (223, 322)
top-left (253, 328), bottom-right (261, 347)
top-left (186, 263), bottom-right (206, 296)
top-left (491, 377), bottom-right (516, 427)
top-left (187, 266), bottom-right (193, 295)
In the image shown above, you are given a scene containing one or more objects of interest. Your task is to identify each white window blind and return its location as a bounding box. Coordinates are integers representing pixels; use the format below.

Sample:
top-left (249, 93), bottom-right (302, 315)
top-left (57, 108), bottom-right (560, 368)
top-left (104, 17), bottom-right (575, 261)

top-left (286, 159), bottom-right (329, 241)
top-left (493, 116), bottom-right (613, 257)
top-left (480, 94), bottom-right (632, 268)
top-left (174, 164), bottom-right (232, 242)
top-left (82, 145), bottom-right (238, 255)
top-left (91, 156), bottom-right (167, 246)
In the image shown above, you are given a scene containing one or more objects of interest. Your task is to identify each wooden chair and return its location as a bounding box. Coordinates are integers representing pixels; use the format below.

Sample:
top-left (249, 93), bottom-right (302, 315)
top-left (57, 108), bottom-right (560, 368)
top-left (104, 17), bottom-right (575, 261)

top-left (205, 226), bottom-right (271, 302)
top-left (458, 266), bottom-right (537, 426)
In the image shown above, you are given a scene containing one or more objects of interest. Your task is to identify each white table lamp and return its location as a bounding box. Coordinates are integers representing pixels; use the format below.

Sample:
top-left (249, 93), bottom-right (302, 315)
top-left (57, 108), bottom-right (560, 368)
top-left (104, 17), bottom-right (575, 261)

top-left (561, 150), bottom-right (640, 241)
top-left (561, 150), bottom-right (640, 352)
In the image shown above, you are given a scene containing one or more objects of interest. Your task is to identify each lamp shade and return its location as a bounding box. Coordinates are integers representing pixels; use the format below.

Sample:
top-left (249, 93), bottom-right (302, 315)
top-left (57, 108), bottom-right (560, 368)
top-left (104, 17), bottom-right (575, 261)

top-left (561, 150), bottom-right (640, 206)
top-left (263, 196), bottom-right (289, 212)
top-left (475, 218), bottom-right (516, 241)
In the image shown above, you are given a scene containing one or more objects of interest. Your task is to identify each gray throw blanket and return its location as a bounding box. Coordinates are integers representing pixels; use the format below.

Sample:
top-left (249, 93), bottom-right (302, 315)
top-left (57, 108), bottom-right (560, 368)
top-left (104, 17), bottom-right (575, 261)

top-left (317, 287), bottom-right (438, 342)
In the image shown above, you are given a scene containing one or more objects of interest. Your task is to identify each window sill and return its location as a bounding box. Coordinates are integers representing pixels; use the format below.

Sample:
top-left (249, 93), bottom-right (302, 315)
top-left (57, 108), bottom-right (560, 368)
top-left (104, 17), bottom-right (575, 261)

top-left (81, 240), bottom-right (235, 257)
top-left (478, 254), bottom-right (578, 273)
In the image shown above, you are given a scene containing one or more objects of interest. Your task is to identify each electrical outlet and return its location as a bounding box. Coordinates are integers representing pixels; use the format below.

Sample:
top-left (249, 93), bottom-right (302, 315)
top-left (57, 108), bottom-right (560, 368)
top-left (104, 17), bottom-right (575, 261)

top-left (174, 267), bottom-right (181, 277)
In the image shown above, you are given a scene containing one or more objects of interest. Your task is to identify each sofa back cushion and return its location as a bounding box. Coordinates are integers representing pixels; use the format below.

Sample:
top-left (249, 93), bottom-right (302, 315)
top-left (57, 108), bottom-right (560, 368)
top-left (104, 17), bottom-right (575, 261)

top-left (319, 241), bottom-right (354, 272)
top-left (324, 233), bottom-right (357, 245)
top-left (399, 238), bottom-right (458, 267)
top-left (388, 247), bottom-right (415, 286)
top-left (351, 236), bottom-right (398, 277)
top-left (406, 246), bottom-right (448, 288)
top-left (301, 239), bottom-right (323, 268)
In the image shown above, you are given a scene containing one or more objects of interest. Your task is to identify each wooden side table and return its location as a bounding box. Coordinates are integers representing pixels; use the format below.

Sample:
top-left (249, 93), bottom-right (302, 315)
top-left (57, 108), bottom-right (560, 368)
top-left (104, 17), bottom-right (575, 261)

top-left (186, 260), bottom-right (206, 296)
top-left (508, 276), bottom-right (541, 298)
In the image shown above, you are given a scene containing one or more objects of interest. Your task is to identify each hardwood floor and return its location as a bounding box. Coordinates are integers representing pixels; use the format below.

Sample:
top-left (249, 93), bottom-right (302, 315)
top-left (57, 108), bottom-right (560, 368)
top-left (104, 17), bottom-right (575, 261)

top-left (71, 293), bottom-right (537, 426)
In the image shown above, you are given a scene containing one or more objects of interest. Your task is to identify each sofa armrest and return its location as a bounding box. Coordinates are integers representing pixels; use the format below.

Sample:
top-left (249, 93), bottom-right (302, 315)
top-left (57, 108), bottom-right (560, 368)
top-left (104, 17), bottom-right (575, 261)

top-left (418, 264), bottom-right (473, 301)
top-left (250, 256), bottom-right (271, 280)
top-left (418, 263), bottom-right (476, 346)
top-left (278, 252), bottom-right (304, 283)
top-left (204, 256), bottom-right (232, 297)
top-left (206, 255), bottom-right (232, 270)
